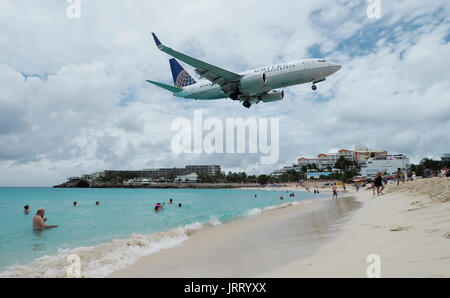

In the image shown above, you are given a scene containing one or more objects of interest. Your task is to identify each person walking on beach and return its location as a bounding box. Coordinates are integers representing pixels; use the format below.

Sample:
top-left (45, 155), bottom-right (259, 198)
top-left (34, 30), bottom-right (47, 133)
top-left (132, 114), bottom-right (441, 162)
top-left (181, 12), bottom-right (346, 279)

top-left (374, 171), bottom-right (385, 196)
top-left (33, 208), bottom-right (58, 230)
top-left (332, 184), bottom-right (338, 200)
top-left (396, 168), bottom-right (402, 185)
top-left (24, 205), bottom-right (31, 214)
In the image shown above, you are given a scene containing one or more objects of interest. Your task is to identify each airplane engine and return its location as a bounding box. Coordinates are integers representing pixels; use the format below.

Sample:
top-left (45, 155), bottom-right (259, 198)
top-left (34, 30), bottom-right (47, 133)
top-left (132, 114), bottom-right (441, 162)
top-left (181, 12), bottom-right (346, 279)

top-left (239, 72), bottom-right (266, 94)
top-left (260, 90), bottom-right (284, 102)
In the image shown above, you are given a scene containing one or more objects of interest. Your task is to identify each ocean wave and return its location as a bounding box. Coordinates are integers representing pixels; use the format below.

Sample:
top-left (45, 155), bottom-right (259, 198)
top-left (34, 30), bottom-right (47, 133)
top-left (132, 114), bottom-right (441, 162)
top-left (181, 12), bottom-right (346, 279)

top-left (208, 216), bottom-right (222, 226)
top-left (1, 199), bottom-right (309, 278)
top-left (0, 222), bottom-right (205, 278)
top-left (246, 208), bottom-right (263, 216)
top-left (264, 200), bottom-right (301, 211)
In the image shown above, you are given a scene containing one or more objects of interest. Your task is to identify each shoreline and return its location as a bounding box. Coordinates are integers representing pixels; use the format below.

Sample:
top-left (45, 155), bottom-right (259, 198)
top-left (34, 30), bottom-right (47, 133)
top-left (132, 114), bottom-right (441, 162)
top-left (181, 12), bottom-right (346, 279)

top-left (111, 177), bottom-right (450, 278)
top-left (0, 191), bottom-right (321, 278)
top-left (110, 195), bottom-right (356, 277)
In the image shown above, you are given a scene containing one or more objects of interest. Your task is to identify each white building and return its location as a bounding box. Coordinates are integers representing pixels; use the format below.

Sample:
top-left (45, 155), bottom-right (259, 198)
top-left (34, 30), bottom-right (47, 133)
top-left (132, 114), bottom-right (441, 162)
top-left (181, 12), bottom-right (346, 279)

top-left (271, 164), bottom-right (302, 178)
top-left (176, 172), bottom-right (199, 182)
top-left (360, 155), bottom-right (410, 178)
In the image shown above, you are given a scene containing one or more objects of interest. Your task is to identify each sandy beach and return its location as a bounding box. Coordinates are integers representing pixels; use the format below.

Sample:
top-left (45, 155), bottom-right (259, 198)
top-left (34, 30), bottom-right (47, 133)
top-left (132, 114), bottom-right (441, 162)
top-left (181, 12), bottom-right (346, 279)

top-left (111, 178), bottom-right (450, 278)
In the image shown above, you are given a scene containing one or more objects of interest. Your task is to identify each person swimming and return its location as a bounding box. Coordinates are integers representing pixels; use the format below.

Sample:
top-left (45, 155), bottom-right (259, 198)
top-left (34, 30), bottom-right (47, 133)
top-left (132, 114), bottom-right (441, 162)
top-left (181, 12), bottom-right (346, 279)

top-left (169, 198), bottom-right (173, 204)
top-left (73, 201), bottom-right (77, 207)
top-left (155, 202), bottom-right (165, 211)
top-left (96, 201), bottom-right (100, 205)
top-left (178, 203), bottom-right (182, 207)
top-left (33, 208), bottom-right (58, 230)
top-left (24, 205), bottom-right (31, 214)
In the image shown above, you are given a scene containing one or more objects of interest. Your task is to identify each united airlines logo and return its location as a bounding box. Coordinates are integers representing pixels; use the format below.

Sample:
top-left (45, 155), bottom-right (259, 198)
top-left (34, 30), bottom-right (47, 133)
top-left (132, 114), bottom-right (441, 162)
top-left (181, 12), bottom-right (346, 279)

top-left (176, 70), bottom-right (196, 88)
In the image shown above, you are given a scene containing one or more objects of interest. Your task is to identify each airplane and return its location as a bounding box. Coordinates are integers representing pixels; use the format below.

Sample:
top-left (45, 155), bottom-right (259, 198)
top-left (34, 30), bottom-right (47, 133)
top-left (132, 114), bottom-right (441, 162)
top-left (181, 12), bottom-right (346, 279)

top-left (147, 33), bottom-right (341, 109)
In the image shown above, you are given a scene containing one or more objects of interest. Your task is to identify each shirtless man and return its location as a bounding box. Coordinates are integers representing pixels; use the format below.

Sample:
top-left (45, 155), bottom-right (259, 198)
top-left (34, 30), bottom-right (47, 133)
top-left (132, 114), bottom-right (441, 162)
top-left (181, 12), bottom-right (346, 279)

top-left (33, 208), bottom-right (58, 230)
top-left (332, 184), bottom-right (338, 200)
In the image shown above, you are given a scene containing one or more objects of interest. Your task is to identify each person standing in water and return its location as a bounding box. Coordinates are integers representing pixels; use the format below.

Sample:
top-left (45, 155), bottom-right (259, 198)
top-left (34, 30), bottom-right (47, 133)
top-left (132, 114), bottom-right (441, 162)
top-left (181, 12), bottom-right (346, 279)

top-left (155, 202), bottom-right (165, 211)
top-left (33, 208), bottom-right (57, 230)
top-left (332, 184), bottom-right (338, 200)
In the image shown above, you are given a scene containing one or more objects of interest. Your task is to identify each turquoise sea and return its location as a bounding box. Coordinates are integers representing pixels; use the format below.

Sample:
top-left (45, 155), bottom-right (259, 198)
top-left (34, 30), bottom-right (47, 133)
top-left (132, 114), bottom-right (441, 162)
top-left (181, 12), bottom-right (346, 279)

top-left (0, 187), bottom-right (317, 277)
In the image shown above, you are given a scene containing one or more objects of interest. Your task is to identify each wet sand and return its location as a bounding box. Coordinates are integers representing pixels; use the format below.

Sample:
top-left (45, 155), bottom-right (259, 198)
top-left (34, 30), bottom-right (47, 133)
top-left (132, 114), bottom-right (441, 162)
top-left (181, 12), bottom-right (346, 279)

top-left (110, 197), bottom-right (360, 277)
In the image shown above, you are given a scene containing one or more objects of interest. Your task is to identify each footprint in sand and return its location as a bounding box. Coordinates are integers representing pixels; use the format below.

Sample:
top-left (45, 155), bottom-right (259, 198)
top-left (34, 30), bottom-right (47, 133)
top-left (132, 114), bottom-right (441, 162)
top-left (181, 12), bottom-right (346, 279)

top-left (390, 226), bottom-right (413, 232)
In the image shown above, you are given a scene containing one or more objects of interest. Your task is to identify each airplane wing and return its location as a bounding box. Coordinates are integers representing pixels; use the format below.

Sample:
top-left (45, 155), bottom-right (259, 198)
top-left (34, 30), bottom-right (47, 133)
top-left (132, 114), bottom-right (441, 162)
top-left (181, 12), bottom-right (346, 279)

top-left (151, 33), bottom-right (242, 93)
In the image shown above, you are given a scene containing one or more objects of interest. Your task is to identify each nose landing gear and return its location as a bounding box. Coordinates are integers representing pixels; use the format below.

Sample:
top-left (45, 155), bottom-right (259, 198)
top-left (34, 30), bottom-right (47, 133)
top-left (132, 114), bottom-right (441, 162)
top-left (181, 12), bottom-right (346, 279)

top-left (311, 84), bottom-right (317, 91)
top-left (243, 101), bottom-right (251, 108)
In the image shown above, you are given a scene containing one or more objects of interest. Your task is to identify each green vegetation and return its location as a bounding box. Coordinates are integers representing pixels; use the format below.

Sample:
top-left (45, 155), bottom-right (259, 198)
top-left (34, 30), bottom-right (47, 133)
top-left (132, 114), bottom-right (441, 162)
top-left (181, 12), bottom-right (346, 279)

top-left (409, 158), bottom-right (450, 176)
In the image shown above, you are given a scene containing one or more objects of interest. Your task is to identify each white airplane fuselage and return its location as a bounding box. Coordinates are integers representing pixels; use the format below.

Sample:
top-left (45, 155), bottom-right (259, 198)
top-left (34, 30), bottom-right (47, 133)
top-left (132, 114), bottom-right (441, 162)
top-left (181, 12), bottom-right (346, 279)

top-left (174, 59), bottom-right (341, 101)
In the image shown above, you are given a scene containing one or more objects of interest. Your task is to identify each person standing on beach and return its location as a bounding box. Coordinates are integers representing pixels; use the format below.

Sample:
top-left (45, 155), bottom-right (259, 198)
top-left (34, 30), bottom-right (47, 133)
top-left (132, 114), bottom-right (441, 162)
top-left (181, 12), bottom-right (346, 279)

top-left (33, 208), bottom-right (58, 230)
top-left (332, 184), bottom-right (338, 200)
top-left (396, 168), bottom-right (402, 185)
top-left (374, 171), bottom-right (385, 196)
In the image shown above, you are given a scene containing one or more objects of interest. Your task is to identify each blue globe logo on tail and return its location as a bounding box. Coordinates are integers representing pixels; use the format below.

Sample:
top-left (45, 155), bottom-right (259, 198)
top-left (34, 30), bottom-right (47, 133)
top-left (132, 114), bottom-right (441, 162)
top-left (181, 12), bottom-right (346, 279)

top-left (169, 58), bottom-right (196, 88)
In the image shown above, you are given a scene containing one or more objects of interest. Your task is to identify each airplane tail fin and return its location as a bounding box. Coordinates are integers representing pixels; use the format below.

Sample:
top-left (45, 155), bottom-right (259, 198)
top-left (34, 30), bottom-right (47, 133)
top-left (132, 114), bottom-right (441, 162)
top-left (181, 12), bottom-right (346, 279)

top-left (146, 80), bottom-right (182, 93)
top-left (169, 58), bottom-right (196, 88)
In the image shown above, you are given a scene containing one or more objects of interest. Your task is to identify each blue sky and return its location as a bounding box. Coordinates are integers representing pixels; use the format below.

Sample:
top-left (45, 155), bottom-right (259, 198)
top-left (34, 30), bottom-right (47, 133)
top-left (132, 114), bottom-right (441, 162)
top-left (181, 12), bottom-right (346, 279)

top-left (0, 0), bottom-right (449, 186)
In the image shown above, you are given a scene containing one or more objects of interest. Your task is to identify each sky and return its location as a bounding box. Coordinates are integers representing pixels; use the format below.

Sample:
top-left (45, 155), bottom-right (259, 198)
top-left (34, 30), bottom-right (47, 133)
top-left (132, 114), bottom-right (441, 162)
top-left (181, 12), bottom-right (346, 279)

top-left (0, 0), bottom-right (449, 186)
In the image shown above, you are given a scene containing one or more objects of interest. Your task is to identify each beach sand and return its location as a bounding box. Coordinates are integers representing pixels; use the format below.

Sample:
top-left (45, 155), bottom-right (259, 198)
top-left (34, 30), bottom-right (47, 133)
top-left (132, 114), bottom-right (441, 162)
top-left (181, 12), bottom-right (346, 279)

top-left (111, 178), bottom-right (450, 278)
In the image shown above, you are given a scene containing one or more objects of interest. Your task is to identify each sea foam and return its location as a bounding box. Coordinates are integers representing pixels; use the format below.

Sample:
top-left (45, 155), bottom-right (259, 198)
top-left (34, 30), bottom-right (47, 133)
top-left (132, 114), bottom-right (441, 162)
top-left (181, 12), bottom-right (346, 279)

top-left (0, 222), bottom-right (204, 278)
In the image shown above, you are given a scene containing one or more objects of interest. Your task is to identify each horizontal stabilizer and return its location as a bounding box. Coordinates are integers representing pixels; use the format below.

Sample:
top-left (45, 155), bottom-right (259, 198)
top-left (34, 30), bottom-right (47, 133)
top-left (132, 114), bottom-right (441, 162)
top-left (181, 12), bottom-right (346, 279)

top-left (146, 80), bottom-right (182, 93)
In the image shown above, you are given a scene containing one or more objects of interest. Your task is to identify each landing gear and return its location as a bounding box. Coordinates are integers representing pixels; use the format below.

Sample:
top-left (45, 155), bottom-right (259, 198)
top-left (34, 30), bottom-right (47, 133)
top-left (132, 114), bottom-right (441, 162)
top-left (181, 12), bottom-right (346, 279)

top-left (311, 84), bottom-right (317, 91)
top-left (243, 101), bottom-right (251, 109)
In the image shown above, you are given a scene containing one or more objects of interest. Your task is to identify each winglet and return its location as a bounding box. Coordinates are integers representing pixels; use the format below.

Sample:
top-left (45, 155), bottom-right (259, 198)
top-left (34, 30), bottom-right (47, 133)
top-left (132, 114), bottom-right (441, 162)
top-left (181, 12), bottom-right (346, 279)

top-left (151, 32), bottom-right (162, 48)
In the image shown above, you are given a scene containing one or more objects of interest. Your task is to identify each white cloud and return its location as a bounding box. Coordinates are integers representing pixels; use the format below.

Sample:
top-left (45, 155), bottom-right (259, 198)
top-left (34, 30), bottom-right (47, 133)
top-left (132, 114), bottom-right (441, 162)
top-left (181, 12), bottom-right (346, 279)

top-left (0, 0), bottom-right (449, 186)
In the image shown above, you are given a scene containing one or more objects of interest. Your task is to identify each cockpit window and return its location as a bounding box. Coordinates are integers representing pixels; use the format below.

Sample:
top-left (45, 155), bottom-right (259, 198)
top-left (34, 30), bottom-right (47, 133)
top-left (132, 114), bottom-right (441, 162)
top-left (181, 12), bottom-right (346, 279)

top-left (318, 59), bottom-right (326, 62)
